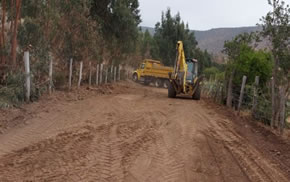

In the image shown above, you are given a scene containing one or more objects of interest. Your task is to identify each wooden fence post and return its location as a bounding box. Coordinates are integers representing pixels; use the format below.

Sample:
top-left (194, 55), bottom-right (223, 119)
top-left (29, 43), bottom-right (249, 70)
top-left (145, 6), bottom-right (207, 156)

top-left (252, 76), bottom-right (259, 113)
top-left (69, 58), bottom-right (73, 90)
top-left (271, 77), bottom-right (276, 128)
top-left (214, 82), bottom-right (219, 102)
top-left (238, 75), bottom-right (247, 113)
top-left (118, 65), bottom-right (121, 81)
top-left (96, 64), bottom-right (99, 86)
top-left (24, 51), bottom-right (30, 102)
top-left (279, 87), bottom-right (286, 134)
top-left (226, 71), bottom-right (234, 108)
top-left (105, 67), bottom-right (108, 84)
top-left (110, 65), bottom-right (114, 82)
top-left (114, 66), bottom-right (117, 82)
top-left (78, 61), bottom-right (83, 88)
top-left (89, 61), bottom-right (92, 87)
top-left (100, 64), bottom-right (103, 85)
top-left (48, 54), bottom-right (53, 95)
top-left (219, 84), bottom-right (223, 104)
top-left (209, 75), bottom-right (214, 97)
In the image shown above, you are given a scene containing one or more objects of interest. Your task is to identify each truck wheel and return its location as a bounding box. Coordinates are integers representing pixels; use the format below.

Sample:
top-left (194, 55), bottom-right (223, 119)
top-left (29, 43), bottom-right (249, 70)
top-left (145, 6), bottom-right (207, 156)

top-left (163, 80), bottom-right (169, 88)
top-left (143, 81), bottom-right (150, 85)
top-left (168, 82), bottom-right (176, 98)
top-left (155, 79), bottom-right (162, 88)
top-left (133, 73), bottom-right (138, 82)
top-left (192, 86), bottom-right (201, 100)
top-left (143, 78), bottom-right (150, 85)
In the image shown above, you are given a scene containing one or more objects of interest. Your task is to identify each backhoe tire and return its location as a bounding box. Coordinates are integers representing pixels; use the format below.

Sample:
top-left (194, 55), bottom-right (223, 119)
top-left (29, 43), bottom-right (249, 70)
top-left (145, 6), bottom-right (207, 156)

top-left (133, 73), bottom-right (138, 82)
top-left (168, 82), bottom-right (176, 98)
top-left (192, 86), bottom-right (201, 100)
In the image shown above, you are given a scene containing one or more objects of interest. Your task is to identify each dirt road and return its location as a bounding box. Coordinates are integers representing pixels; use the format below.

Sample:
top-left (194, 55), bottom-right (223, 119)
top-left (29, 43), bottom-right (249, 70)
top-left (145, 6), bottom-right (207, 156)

top-left (0, 82), bottom-right (289, 181)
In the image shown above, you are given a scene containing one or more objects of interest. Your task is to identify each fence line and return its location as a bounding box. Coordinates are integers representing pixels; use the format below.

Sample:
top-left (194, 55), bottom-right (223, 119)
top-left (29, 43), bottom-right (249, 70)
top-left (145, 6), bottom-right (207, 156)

top-left (202, 74), bottom-right (289, 132)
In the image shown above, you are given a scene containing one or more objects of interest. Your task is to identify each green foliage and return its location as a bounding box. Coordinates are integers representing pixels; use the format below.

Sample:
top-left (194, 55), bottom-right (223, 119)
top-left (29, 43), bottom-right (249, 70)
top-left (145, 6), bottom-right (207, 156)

top-left (0, 72), bottom-right (25, 107)
top-left (90, 0), bottom-right (141, 55)
top-left (233, 45), bottom-right (273, 86)
top-left (53, 71), bottom-right (66, 89)
top-left (193, 48), bottom-right (212, 74)
top-left (149, 8), bottom-right (213, 70)
top-left (223, 32), bottom-right (256, 61)
top-left (139, 30), bottom-right (155, 59)
top-left (1, 0), bottom-right (143, 106)
top-left (216, 72), bottom-right (225, 82)
top-left (203, 67), bottom-right (220, 80)
top-left (223, 32), bottom-right (273, 86)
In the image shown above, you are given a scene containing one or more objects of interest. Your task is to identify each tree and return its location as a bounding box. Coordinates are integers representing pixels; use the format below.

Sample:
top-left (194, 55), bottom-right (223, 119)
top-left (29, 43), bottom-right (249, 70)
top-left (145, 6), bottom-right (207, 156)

top-left (90, 0), bottom-right (141, 63)
top-left (140, 30), bottom-right (154, 59)
top-left (223, 32), bottom-right (256, 107)
top-left (233, 44), bottom-right (272, 86)
top-left (153, 9), bottom-right (198, 66)
top-left (259, 0), bottom-right (290, 129)
top-left (193, 48), bottom-right (212, 74)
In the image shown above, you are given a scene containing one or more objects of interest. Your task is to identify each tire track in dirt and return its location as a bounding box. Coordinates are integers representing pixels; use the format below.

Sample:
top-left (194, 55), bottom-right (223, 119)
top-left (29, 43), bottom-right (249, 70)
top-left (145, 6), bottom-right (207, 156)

top-left (197, 110), bottom-right (289, 182)
top-left (217, 120), bottom-right (287, 182)
top-left (0, 82), bottom-right (289, 181)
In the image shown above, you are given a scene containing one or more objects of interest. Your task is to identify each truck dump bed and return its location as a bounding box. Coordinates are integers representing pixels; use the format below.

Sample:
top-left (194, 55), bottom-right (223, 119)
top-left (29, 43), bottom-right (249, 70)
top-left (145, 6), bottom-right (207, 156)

top-left (133, 59), bottom-right (174, 88)
top-left (142, 61), bottom-right (173, 79)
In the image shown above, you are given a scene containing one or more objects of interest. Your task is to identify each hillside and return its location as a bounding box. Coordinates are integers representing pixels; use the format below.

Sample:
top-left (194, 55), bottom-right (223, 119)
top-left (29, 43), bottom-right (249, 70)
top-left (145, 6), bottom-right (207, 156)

top-left (140, 26), bottom-right (262, 55)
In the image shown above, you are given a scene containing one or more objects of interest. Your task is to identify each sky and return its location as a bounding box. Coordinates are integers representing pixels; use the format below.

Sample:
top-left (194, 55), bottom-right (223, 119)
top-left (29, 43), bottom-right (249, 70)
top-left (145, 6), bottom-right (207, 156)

top-left (138, 0), bottom-right (274, 30)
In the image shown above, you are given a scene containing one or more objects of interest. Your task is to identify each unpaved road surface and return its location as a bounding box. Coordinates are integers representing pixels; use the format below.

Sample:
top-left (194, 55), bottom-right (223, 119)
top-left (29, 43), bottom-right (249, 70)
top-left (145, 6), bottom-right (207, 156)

top-left (0, 82), bottom-right (289, 181)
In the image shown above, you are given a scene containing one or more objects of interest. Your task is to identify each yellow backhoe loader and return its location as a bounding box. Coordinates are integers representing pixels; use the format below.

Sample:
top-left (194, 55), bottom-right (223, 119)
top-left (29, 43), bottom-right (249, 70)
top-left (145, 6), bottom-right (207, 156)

top-left (168, 41), bottom-right (202, 100)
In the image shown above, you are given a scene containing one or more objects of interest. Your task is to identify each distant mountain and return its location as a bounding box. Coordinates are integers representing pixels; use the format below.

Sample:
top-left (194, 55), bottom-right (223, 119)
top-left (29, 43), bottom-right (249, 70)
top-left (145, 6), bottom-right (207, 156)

top-left (140, 26), bottom-right (263, 55)
top-left (194, 26), bottom-right (262, 54)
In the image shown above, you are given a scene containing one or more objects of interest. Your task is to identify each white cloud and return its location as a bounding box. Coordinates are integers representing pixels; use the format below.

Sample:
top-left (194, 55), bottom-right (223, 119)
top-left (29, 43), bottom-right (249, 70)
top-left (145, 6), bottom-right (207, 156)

top-left (139, 0), bottom-right (273, 30)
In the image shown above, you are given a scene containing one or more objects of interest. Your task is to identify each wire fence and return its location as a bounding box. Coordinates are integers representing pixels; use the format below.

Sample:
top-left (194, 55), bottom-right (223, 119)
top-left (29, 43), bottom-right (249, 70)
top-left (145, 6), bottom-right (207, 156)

top-left (202, 78), bottom-right (288, 127)
top-left (0, 52), bottom-right (132, 108)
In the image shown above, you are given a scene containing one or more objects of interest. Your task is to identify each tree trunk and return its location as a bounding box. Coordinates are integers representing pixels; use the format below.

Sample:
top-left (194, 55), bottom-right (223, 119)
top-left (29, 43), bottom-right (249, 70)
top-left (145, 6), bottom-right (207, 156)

top-left (11, 0), bottom-right (22, 67)
top-left (9, 0), bottom-right (14, 32)
top-left (0, 0), bottom-right (6, 65)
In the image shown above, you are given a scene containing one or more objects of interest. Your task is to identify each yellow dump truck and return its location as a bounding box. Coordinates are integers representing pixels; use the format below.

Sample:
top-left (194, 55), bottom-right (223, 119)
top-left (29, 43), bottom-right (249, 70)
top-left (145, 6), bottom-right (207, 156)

top-left (133, 59), bottom-right (173, 88)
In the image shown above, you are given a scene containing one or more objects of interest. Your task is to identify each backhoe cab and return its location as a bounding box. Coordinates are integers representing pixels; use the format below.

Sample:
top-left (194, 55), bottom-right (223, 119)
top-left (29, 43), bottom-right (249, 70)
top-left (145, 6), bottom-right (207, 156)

top-left (168, 41), bottom-right (202, 100)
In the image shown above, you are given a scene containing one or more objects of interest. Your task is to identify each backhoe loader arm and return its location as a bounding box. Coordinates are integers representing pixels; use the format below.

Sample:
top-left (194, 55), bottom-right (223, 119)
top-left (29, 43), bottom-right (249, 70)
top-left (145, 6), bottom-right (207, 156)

top-left (176, 41), bottom-right (186, 73)
top-left (175, 41), bottom-right (187, 92)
